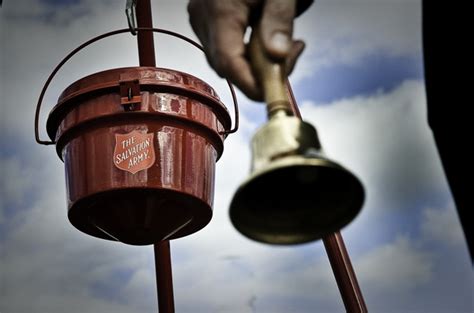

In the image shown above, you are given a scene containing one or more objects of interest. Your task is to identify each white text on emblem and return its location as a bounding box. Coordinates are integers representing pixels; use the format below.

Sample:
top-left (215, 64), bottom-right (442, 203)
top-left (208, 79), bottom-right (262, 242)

top-left (114, 131), bottom-right (155, 174)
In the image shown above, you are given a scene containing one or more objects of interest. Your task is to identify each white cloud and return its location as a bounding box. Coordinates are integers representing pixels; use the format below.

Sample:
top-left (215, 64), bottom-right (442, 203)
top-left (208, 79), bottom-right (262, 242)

top-left (421, 203), bottom-right (466, 247)
top-left (300, 80), bottom-right (450, 217)
top-left (0, 148), bottom-right (157, 312)
top-left (1, 157), bottom-right (41, 209)
top-left (1, 0), bottom-right (138, 141)
top-left (292, 0), bottom-right (422, 83)
top-left (1, 201), bottom-right (158, 313)
top-left (357, 236), bottom-right (433, 291)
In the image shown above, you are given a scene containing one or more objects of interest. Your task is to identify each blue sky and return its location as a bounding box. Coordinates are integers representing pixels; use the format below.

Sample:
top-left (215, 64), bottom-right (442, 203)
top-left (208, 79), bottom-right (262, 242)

top-left (1, 1), bottom-right (472, 312)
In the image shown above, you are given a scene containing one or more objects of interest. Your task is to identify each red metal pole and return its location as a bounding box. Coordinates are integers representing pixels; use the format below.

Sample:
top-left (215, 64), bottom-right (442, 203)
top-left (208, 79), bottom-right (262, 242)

top-left (323, 233), bottom-right (367, 312)
top-left (135, 1), bottom-right (175, 312)
top-left (136, 0), bottom-right (156, 66)
top-left (286, 82), bottom-right (367, 312)
top-left (153, 241), bottom-right (175, 312)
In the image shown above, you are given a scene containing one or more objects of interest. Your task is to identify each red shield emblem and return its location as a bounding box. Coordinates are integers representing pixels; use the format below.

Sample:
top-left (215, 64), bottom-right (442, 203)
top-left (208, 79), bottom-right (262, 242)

top-left (114, 131), bottom-right (155, 174)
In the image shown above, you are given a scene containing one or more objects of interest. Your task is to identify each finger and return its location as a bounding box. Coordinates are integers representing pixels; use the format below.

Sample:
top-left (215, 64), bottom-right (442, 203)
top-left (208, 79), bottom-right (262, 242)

top-left (285, 40), bottom-right (306, 76)
top-left (187, 0), bottom-right (211, 48)
top-left (259, 0), bottom-right (297, 60)
top-left (221, 55), bottom-right (263, 101)
top-left (189, 1), bottom-right (262, 100)
top-left (207, 6), bottom-right (263, 100)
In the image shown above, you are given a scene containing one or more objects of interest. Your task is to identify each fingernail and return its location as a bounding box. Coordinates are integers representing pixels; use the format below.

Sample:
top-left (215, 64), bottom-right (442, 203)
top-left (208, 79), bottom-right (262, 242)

top-left (271, 32), bottom-right (291, 54)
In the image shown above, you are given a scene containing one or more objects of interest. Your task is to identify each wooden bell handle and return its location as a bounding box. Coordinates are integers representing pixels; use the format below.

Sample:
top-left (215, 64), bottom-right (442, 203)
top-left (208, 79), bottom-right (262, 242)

top-left (248, 25), bottom-right (293, 117)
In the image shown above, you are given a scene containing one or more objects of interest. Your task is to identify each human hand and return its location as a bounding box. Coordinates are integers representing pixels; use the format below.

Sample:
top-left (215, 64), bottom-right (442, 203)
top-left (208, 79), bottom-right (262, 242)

top-left (188, 0), bottom-right (312, 101)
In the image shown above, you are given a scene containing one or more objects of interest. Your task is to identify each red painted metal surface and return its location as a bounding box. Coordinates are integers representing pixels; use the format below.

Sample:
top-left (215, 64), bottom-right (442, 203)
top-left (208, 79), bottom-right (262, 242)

top-left (154, 241), bottom-right (175, 312)
top-left (323, 233), bottom-right (367, 312)
top-left (134, 1), bottom-right (175, 311)
top-left (47, 67), bottom-right (231, 245)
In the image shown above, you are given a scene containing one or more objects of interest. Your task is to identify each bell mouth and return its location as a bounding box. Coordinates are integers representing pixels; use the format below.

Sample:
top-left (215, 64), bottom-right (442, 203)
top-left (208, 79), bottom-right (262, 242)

top-left (229, 156), bottom-right (365, 245)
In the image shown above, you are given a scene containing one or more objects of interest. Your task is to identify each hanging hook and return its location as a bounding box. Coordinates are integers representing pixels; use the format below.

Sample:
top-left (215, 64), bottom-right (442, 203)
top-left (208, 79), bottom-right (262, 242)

top-left (125, 0), bottom-right (138, 35)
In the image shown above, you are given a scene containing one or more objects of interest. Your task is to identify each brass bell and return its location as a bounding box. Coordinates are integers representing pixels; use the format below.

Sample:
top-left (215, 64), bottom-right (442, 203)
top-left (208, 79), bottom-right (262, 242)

top-left (229, 26), bottom-right (365, 244)
top-left (229, 109), bottom-right (364, 244)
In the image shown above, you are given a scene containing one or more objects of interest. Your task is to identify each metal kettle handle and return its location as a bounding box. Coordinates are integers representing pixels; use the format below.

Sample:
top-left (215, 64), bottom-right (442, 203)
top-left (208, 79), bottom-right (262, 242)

top-left (35, 27), bottom-right (240, 145)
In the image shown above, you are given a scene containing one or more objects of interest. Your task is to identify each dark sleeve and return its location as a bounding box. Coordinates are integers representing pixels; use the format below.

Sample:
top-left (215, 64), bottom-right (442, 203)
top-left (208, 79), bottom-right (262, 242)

top-left (422, 0), bottom-right (472, 263)
top-left (296, 0), bottom-right (314, 17)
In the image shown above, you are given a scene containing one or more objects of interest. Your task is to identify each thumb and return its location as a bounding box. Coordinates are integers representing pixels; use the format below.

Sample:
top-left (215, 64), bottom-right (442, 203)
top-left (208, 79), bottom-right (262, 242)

top-left (258, 0), bottom-right (297, 60)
